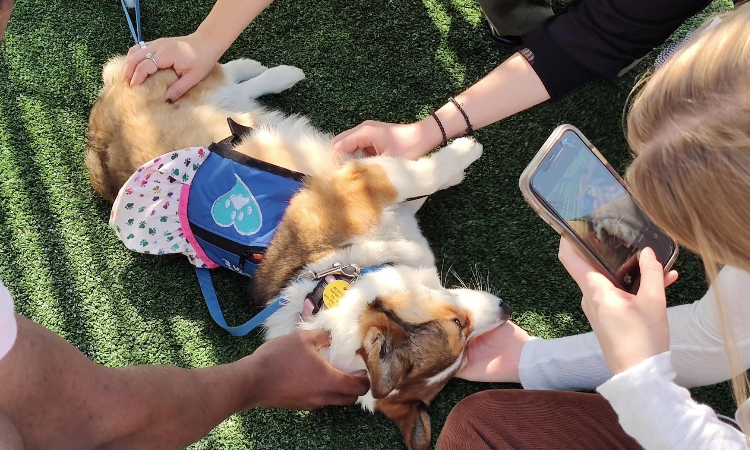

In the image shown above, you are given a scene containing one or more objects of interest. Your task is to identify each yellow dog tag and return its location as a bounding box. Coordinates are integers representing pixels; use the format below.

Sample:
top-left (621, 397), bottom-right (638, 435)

top-left (323, 280), bottom-right (350, 309)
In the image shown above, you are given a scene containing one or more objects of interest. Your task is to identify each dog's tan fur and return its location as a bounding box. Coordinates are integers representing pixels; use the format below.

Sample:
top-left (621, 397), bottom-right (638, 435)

top-left (86, 58), bottom-right (298, 202)
top-left (88, 59), bottom-right (400, 307)
top-left (252, 162), bottom-right (397, 305)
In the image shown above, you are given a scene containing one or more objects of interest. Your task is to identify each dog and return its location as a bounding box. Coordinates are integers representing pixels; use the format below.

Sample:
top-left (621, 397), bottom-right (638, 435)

top-left (87, 56), bottom-right (511, 450)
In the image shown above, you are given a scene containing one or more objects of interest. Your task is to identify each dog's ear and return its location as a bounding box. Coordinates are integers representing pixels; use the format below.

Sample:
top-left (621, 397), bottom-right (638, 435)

top-left (358, 324), bottom-right (409, 398)
top-left (379, 400), bottom-right (431, 450)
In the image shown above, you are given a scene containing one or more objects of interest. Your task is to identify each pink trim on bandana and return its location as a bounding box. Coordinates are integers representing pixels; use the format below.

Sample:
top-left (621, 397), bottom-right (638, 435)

top-left (179, 184), bottom-right (220, 269)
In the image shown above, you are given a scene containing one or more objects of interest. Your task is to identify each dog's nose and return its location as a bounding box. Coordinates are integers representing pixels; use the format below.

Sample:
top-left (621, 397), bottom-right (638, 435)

top-left (498, 300), bottom-right (512, 322)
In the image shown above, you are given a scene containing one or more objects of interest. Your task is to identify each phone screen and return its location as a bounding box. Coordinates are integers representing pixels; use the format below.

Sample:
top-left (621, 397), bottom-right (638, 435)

top-left (530, 130), bottom-right (675, 291)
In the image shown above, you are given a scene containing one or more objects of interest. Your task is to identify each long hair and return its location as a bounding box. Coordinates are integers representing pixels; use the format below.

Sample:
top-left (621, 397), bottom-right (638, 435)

top-left (625, 4), bottom-right (750, 438)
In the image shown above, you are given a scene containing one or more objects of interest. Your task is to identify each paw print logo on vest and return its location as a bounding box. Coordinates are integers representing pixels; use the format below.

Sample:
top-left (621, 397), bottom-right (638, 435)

top-left (211, 174), bottom-right (262, 236)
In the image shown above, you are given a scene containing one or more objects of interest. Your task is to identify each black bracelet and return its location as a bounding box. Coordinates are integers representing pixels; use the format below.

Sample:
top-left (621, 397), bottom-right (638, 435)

top-left (431, 112), bottom-right (448, 147)
top-left (449, 97), bottom-right (474, 135)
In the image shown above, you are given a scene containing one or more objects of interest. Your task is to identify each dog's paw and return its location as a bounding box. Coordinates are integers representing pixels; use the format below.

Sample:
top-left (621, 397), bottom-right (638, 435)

top-left (429, 138), bottom-right (482, 189)
top-left (432, 138), bottom-right (482, 176)
top-left (445, 137), bottom-right (483, 167)
top-left (267, 65), bottom-right (306, 91)
top-left (222, 59), bottom-right (268, 83)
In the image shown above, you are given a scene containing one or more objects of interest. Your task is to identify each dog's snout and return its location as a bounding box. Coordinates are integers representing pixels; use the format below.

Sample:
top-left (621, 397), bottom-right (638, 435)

top-left (498, 300), bottom-right (512, 322)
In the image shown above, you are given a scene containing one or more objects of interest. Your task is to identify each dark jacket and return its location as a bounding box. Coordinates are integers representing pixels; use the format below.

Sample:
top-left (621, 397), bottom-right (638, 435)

top-left (519, 0), bottom-right (714, 99)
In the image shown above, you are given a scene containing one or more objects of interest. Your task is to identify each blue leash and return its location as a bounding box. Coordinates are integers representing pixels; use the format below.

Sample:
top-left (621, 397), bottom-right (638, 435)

top-left (120, 0), bottom-right (143, 45)
top-left (196, 268), bottom-right (283, 337)
top-left (195, 264), bottom-right (391, 337)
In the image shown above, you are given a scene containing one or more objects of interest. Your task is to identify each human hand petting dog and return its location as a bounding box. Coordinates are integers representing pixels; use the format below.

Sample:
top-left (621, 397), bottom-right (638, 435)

top-left (459, 238), bottom-right (679, 383)
top-left (457, 321), bottom-right (530, 383)
top-left (124, 34), bottom-right (222, 103)
top-left (123, 0), bottom-right (275, 102)
top-left (245, 330), bottom-right (370, 410)
top-left (558, 237), bottom-right (679, 375)
top-left (332, 119), bottom-right (441, 159)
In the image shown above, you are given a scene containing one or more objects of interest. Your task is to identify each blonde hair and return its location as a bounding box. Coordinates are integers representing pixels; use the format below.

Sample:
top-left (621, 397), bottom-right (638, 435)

top-left (626, 4), bottom-right (750, 436)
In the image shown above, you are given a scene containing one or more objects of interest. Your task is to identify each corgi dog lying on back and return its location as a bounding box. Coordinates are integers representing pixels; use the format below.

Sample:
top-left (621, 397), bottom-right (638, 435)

top-left (87, 56), bottom-right (511, 450)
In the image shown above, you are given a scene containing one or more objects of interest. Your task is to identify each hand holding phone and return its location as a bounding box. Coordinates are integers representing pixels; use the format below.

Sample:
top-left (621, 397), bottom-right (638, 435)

top-left (520, 125), bottom-right (677, 293)
top-left (558, 237), bottom-right (677, 374)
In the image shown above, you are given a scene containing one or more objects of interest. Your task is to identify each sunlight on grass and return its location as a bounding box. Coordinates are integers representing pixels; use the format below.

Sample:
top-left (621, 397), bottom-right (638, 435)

top-left (16, 95), bottom-right (141, 359)
top-left (515, 310), bottom-right (589, 339)
top-left (446, 0), bottom-right (484, 26)
top-left (421, 0), bottom-right (467, 88)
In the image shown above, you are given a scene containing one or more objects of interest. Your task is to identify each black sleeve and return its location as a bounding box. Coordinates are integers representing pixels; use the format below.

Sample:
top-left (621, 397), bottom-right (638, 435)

top-left (517, 0), bottom-right (713, 99)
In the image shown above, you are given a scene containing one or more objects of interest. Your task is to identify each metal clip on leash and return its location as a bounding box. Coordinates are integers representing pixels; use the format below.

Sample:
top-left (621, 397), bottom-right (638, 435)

top-left (296, 262), bottom-right (362, 283)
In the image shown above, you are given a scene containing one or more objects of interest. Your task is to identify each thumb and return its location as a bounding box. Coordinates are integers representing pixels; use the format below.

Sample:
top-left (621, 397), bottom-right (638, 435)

top-left (637, 247), bottom-right (666, 299)
top-left (332, 133), bottom-right (361, 153)
top-left (164, 71), bottom-right (201, 103)
top-left (306, 329), bottom-right (332, 350)
top-left (338, 371), bottom-right (371, 396)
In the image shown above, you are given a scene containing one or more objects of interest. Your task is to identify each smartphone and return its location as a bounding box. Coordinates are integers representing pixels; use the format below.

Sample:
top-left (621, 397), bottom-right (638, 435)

top-left (519, 125), bottom-right (678, 293)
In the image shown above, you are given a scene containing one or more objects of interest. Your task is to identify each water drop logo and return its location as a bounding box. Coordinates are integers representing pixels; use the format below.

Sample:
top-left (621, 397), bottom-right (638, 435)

top-left (211, 174), bottom-right (263, 235)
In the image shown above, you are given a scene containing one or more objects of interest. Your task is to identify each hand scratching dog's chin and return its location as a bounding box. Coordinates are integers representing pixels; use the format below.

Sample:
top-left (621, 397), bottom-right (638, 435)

top-left (285, 266), bottom-right (509, 450)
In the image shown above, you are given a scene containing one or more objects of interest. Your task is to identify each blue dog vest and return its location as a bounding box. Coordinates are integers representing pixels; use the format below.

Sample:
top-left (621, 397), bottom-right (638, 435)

top-left (187, 122), bottom-right (305, 277)
top-left (188, 120), bottom-right (305, 336)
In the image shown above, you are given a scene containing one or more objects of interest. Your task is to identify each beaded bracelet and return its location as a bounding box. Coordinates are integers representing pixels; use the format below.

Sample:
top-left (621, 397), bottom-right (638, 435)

top-left (449, 97), bottom-right (474, 135)
top-left (431, 112), bottom-right (448, 147)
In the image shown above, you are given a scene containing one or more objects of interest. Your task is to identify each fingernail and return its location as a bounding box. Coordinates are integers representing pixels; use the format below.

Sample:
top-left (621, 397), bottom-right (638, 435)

top-left (641, 247), bottom-right (654, 259)
top-left (166, 98), bottom-right (173, 104)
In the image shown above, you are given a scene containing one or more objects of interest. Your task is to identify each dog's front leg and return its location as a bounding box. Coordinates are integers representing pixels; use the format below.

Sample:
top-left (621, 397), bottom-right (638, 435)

top-left (235, 65), bottom-right (306, 99)
top-left (359, 137), bottom-right (483, 202)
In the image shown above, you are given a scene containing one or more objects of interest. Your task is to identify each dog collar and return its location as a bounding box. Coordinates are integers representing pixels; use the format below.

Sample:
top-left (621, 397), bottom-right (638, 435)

top-left (300, 262), bottom-right (390, 321)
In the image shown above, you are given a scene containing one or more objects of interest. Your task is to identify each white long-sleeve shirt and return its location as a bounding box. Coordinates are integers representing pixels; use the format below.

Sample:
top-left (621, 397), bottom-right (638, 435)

top-left (519, 266), bottom-right (750, 449)
top-left (0, 281), bottom-right (17, 361)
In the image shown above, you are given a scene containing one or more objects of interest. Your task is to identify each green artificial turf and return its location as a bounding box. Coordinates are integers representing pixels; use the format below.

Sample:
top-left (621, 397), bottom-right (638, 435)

top-left (0, 0), bottom-right (738, 448)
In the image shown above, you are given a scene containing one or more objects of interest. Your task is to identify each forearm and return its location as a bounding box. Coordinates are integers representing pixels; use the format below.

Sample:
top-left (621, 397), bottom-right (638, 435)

top-left (193, 0), bottom-right (276, 58)
top-left (104, 361), bottom-right (256, 449)
top-left (0, 315), bottom-right (257, 450)
top-left (520, 267), bottom-right (750, 391)
top-left (519, 331), bottom-right (610, 390)
top-left (419, 53), bottom-right (550, 146)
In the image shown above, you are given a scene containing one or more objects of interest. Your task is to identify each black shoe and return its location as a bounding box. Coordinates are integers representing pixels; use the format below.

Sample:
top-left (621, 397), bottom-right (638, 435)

top-left (480, 7), bottom-right (524, 47)
top-left (490, 33), bottom-right (524, 47)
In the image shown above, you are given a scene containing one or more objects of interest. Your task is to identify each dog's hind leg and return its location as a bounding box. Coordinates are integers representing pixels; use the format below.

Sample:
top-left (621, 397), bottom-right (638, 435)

top-left (358, 137), bottom-right (483, 203)
top-left (234, 65), bottom-right (306, 99)
top-left (222, 59), bottom-right (268, 83)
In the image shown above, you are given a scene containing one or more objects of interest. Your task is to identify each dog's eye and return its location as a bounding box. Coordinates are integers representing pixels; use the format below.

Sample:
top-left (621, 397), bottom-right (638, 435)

top-left (453, 318), bottom-right (463, 328)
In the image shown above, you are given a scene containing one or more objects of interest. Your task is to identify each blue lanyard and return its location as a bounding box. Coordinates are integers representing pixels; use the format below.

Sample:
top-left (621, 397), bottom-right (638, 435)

top-left (120, 0), bottom-right (142, 45)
